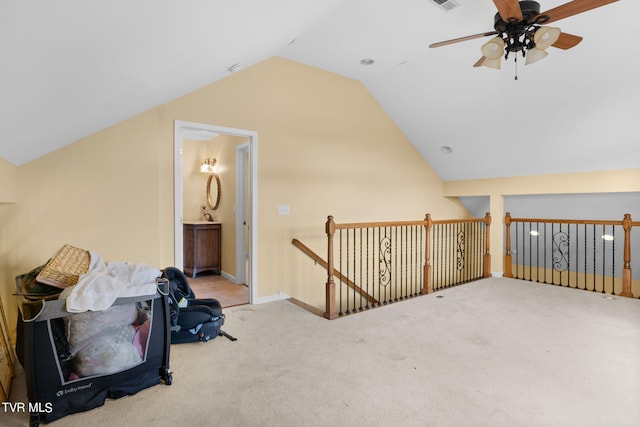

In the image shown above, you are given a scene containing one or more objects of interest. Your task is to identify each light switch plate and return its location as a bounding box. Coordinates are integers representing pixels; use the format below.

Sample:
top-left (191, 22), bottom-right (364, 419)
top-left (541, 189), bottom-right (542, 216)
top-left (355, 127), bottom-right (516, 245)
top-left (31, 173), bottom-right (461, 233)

top-left (278, 205), bottom-right (290, 215)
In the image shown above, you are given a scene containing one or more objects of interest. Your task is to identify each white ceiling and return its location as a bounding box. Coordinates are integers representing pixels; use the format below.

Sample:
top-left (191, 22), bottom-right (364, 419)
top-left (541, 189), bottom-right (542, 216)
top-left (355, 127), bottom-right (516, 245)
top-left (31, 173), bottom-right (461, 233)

top-left (1, 0), bottom-right (637, 182)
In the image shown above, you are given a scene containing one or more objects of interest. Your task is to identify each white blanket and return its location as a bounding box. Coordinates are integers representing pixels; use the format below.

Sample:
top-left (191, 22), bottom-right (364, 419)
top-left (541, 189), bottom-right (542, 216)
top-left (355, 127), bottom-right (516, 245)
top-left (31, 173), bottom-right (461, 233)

top-left (62, 251), bottom-right (160, 313)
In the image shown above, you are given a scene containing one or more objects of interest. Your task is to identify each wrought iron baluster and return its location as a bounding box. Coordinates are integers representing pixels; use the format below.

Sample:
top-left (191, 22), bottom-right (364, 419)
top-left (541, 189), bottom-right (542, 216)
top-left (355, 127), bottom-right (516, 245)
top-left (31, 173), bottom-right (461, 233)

top-left (410, 225), bottom-right (414, 296)
top-left (568, 223), bottom-right (572, 286)
top-left (373, 227), bottom-right (377, 306)
top-left (413, 225), bottom-right (417, 296)
top-left (395, 226), bottom-right (399, 300)
top-left (515, 222), bottom-right (519, 279)
top-left (611, 224), bottom-right (616, 295)
top-left (358, 228), bottom-right (363, 311)
top-left (592, 224), bottom-right (596, 292)
top-left (528, 222), bottom-right (532, 281)
top-left (456, 223), bottom-right (465, 284)
top-left (365, 227), bottom-right (370, 309)
top-left (436, 224), bottom-right (441, 290)
top-left (543, 222), bottom-right (547, 284)
top-left (379, 227), bottom-right (391, 304)
top-left (477, 222), bottom-right (482, 280)
top-left (535, 222), bottom-right (540, 283)
top-left (419, 224), bottom-right (424, 294)
top-left (448, 223), bottom-right (453, 287)
top-left (552, 223), bottom-right (570, 286)
top-left (576, 223), bottom-right (580, 288)
top-left (583, 224), bottom-right (588, 291)
top-left (601, 224), bottom-right (605, 294)
top-left (407, 225), bottom-right (412, 297)
top-left (346, 229), bottom-right (350, 314)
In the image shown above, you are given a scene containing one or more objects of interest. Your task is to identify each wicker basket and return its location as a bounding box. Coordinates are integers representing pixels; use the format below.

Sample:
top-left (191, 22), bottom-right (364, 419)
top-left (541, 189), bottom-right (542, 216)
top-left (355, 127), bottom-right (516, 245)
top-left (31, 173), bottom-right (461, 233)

top-left (36, 245), bottom-right (90, 289)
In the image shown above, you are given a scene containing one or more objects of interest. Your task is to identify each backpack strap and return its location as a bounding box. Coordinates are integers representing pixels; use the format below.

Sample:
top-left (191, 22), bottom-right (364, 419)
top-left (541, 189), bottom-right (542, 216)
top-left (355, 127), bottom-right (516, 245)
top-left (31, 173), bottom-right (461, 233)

top-left (218, 330), bottom-right (237, 341)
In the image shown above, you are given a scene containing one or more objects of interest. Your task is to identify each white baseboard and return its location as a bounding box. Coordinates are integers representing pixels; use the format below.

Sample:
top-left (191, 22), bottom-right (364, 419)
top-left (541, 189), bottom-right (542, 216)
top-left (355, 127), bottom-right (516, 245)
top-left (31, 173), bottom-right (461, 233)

top-left (221, 270), bottom-right (240, 284)
top-left (491, 271), bottom-right (504, 278)
top-left (253, 291), bottom-right (290, 305)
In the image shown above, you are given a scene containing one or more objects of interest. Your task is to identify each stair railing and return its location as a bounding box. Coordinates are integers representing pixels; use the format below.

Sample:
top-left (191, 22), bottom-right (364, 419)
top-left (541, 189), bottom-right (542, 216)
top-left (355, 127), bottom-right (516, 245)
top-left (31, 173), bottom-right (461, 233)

top-left (504, 213), bottom-right (638, 297)
top-left (323, 213), bottom-right (491, 319)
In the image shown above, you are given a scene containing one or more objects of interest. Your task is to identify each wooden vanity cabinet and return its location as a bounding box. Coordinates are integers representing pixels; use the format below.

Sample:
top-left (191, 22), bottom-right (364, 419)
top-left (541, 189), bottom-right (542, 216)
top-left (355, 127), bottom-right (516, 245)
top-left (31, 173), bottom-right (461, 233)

top-left (183, 222), bottom-right (221, 278)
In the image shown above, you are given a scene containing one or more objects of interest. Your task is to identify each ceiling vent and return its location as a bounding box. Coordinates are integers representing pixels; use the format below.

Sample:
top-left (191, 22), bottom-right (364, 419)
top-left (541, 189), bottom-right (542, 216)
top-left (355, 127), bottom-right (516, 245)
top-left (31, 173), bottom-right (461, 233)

top-left (431, 0), bottom-right (459, 11)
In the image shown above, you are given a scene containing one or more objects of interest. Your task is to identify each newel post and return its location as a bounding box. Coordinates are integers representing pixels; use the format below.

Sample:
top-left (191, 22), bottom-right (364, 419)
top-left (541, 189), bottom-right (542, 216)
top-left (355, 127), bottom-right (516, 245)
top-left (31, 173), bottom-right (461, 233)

top-left (423, 214), bottom-right (433, 294)
top-left (324, 216), bottom-right (338, 319)
top-left (621, 213), bottom-right (633, 298)
top-left (504, 212), bottom-right (513, 278)
top-left (483, 212), bottom-right (492, 278)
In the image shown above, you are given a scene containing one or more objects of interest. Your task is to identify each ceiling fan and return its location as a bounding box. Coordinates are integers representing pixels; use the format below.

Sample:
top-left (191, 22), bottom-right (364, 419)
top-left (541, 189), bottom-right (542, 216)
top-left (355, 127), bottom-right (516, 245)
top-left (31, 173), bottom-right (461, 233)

top-left (429, 0), bottom-right (619, 72)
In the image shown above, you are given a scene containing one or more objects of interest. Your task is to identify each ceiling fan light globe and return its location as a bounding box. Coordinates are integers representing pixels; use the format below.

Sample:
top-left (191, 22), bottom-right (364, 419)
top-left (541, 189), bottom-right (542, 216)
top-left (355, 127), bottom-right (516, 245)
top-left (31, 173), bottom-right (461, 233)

top-left (525, 47), bottom-right (548, 65)
top-left (481, 57), bottom-right (502, 70)
top-left (534, 26), bottom-right (561, 50)
top-left (481, 37), bottom-right (505, 60)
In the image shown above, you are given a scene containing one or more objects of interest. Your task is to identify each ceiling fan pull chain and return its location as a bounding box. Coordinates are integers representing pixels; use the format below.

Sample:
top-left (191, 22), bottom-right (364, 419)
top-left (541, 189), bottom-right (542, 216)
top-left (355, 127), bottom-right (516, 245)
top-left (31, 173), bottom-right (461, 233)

top-left (514, 56), bottom-right (518, 81)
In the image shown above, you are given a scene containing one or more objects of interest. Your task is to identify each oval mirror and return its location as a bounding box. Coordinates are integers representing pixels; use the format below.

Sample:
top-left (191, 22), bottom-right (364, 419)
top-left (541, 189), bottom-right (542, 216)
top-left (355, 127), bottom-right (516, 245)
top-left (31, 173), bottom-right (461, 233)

top-left (206, 173), bottom-right (221, 210)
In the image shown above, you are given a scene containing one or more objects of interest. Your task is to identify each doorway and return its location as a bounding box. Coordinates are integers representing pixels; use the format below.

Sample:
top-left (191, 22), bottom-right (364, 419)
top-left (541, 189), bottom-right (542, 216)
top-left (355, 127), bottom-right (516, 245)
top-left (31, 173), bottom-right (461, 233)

top-left (173, 120), bottom-right (258, 304)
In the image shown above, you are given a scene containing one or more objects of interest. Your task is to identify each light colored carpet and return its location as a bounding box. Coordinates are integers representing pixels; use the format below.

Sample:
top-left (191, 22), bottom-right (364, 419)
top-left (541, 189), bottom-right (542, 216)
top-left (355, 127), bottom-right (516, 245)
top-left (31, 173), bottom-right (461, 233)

top-left (6, 277), bottom-right (640, 426)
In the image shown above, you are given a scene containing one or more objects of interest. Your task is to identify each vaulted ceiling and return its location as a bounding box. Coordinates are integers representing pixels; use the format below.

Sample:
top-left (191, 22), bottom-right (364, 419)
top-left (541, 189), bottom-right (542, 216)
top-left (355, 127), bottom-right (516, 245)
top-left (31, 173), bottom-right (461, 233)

top-left (1, 0), bottom-right (638, 182)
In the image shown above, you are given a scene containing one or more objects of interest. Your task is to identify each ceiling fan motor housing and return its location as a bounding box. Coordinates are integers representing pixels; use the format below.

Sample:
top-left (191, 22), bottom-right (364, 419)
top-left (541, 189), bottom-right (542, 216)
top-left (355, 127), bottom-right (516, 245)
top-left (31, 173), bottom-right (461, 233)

top-left (493, 1), bottom-right (550, 55)
top-left (494, 1), bottom-right (541, 29)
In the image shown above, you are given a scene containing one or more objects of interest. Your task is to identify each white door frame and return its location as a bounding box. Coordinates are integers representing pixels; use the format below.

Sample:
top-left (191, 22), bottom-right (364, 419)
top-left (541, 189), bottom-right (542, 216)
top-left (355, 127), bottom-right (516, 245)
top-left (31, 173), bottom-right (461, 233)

top-left (235, 142), bottom-right (250, 286)
top-left (174, 120), bottom-right (258, 304)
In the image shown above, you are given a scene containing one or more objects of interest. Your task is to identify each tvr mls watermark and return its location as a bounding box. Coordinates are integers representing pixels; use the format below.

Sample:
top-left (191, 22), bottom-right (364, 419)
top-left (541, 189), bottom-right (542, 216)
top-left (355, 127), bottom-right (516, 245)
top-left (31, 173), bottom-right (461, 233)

top-left (2, 401), bottom-right (53, 413)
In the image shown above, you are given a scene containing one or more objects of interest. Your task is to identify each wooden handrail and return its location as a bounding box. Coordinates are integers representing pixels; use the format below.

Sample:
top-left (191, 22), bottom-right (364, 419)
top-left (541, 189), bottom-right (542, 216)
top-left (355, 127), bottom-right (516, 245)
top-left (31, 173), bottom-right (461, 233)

top-left (334, 217), bottom-right (488, 230)
top-left (507, 216), bottom-right (640, 226)
top-left (292, 238), bottom-right (378, 308)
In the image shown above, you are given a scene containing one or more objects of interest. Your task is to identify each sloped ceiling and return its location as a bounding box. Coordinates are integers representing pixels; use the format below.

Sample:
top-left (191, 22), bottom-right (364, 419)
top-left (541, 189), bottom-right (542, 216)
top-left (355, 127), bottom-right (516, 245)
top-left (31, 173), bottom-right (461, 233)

top-left (1, 0), bottom-right (638, 182)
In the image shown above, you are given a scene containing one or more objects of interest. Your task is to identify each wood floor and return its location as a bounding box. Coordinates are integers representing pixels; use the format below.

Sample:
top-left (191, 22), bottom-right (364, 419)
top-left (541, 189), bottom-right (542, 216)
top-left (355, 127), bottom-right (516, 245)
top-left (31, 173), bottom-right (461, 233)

top-left (186, 271), bottom-right (249, 308)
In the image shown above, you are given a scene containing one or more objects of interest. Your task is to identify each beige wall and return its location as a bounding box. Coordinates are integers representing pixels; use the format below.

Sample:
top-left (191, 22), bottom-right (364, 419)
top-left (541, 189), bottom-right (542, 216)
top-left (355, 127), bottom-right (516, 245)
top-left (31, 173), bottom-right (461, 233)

top-left (0, 159), bottom-right (18, 327)
top-left (0, 57), bottom-right (469, 340)
top-left (443, 169), bottom-right (640, 197)
top-left (0, 157), bottom-right (17, 203)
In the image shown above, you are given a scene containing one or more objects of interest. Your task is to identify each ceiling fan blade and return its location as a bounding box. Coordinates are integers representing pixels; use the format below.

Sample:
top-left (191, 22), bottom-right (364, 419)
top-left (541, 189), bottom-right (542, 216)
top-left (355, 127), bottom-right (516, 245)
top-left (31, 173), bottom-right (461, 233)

top-left (551, 32), bottom-right (584, 49)
top-left (429, 31), bottom-right (498, 48)
top-left (473, 57), bottom-right (487, 67)
top-left (493, 0), bottom-right (523, 21)
top-left (540, 0), bottom-right (619, 24)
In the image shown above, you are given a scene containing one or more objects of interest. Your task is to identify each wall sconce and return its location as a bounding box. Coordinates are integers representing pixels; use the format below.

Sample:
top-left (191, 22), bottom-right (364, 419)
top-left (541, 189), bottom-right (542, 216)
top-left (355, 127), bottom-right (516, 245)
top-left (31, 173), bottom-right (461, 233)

top-left (200, 157), bottom-right (217, 173)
